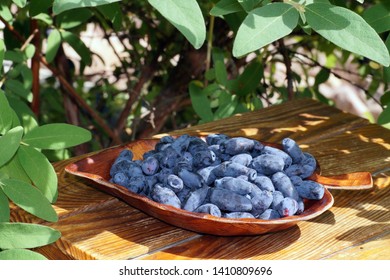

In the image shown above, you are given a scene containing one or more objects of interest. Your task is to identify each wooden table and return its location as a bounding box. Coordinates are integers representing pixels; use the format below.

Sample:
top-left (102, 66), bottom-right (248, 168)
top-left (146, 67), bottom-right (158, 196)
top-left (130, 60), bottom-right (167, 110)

top-left (14, 99), bottom-right (390, 260)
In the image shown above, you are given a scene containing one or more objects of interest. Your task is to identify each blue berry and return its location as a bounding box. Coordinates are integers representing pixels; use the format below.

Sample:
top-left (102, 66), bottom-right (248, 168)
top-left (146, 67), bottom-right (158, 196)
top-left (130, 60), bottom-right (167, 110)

top-left (178, 168), bottom-right (204, 189)
top-left (271, 172), bottom-right (300, 201)
top-left (164, 174), bottom-right (184, 193)
top-left (224, 212), bottom-right (255, 219)
top-left (195, 203), bottom-right (222, 217)
top-left (276, 197), bottom-right (298, 217)
top-left (210, 188), bottom-right (252, 212)
top-left (219, 137), bottom-right (255, 155)
top-left (251, 175), bottom-right (275, 192)
top-left (183, 186), bottom-right (210, 211)
top-left (141, 156), bottom-right (160, 175)
top-left (262, 146), bottom-right (292, 168)
top-left (258, 209), bottom-right (281, 220)
top-left (230, 153), bottom-right (253, 166)
top-left (295, 180), bottom-right (325, 200)
top-left (214, 177), bottom-right (255, 195)
top-left (112, 172), bottom-right (129, 187)
top-left (282, 137), bottom-right (305, 163)
top-left (250, 154), bottom-right (284, 175)
top-left (271, 191), bottom-right (284, 209)
top-left (151, 184), bottom-right (181, 209)
top-left (251, 190), bottom-right (273, 217)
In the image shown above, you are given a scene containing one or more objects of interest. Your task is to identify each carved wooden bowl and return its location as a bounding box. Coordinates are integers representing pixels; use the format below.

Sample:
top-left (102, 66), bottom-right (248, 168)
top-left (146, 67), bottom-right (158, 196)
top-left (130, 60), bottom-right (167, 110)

top-left (65, 138), bottom-right (373, 236)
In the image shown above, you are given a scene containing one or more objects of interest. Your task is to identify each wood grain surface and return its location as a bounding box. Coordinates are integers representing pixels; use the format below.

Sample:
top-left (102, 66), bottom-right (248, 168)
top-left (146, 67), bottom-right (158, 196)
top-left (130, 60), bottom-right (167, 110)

top-left (10, 98), bottom-right (388, 260)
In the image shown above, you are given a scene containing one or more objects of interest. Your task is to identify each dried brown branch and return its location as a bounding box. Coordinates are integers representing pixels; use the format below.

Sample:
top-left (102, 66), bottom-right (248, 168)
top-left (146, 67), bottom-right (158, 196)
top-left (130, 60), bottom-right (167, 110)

top-left (278, 38), bottom-right (294, 100)
top-left (30, 19), bottom-right (41, 117)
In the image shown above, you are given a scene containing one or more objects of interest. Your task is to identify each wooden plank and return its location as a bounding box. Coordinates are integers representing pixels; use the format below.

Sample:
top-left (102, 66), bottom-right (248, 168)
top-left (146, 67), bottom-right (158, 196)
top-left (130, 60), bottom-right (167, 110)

top-left (326, 232), bottom-right (390, 260)
top-left (172, 98), bottom-right (369, 145)
top-left (140, 175), bottom-right (390, 260)
top-left (45, 199), bottom-right (198, 260)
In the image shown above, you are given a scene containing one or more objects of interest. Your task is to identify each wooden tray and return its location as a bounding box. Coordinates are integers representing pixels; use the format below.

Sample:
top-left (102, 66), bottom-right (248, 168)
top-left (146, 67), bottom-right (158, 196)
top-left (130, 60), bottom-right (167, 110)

top-left (65, 138), bottom-right (373, 236)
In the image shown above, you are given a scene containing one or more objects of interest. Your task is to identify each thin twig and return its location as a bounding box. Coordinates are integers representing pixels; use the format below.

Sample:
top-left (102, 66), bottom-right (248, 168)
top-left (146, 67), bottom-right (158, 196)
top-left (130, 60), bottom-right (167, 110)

top-left (278, 38), bottom-right (294, 100)
top-left (204, 15), bottom-right (215, 86)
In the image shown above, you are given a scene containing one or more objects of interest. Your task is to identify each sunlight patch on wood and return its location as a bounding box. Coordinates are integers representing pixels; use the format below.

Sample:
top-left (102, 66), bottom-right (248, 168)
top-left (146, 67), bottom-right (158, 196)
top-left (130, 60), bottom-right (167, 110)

top-left (239, 128), bottom-right (259, 137)
top-left (271, 125), bottom-right (307, 133)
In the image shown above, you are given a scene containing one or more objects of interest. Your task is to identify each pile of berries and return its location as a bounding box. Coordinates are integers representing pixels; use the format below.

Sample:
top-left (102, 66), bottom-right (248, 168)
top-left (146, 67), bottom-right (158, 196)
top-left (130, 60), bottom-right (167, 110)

top-left (109, 134), bottom-right (325, 220)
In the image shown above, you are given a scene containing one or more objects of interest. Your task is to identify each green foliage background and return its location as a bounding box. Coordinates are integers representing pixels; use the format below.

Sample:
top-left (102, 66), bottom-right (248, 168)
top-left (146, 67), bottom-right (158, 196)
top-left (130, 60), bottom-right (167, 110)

top-left (0, 0), bottom-right (389, 259)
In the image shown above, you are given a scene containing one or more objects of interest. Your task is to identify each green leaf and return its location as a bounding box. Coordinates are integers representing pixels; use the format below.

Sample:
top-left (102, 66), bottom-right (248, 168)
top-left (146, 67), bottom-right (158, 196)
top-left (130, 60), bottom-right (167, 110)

top-left (32, 13), bottom-right (53, 25)
top-left (0, 249), bottom-right (47, 260)
top-left (189, 81), bottom-right (214, 122)
top-left (233, 3), bottom-right (299, 57)
top-left (0, 189), bottom-right (10, 222)
top-left (7, 96), bottom-right (38, 133)
top-left (305, 3), bottom-right (390, 67)
top-left (215, 61), bottom-right (228, 86)
top-left (17, 146), bottom-right (58, 203)
top-left (377, 106), bottom-right (390, 125)
top-left (148, 0), bottom-right (206, 49)
top-left (0, 90), bottom-right (13, 134)
top-left (60, 30), bottom-right (92, 66)
top-left (24, 44), bottom-right (36, 59)
top-left (58, 8), bottom-right (94, 29)
top-left (214, 91), bottom-right (237, 120)
top-left (22, 123), bottom-right (92, 150)
top-left (0, 222), bottom-right (60, 249)
top-left (315, 68), bottom-right (330, 86)
top-left (363, 3), bottom-right (390, 34)
top-left (0, 179), bottom-right (58, 222)
top-left (234, 59), bottom-right (264, 96)
top-left (238, 0), bottom-right (263, 12)
top-left (0, 4), bottom-right (13, 22)
top-left (4, 50), bottom-right (24, 63)
top-left (210, 0), bottom-right (244, 16)
top-left (0, 126), bottom-right (23, 168)
top-left (4, 79), bottom-right (33, 102)
top-left (29, 0), bottom-right (53, 17)
top-left (380, 91), bottom-right (390, 106)
top-left (0, 39), bottom-right (5, 70)
top-left (46, 29), bottom-right (62, 63)
top-left (96, 2), bottom-right (123, 31)
top-left (0, 155), bottom-right (31, 183)
top-left (53, 0), bottom-right (121, 15)
top-left (12, 0), bottom-right (27, 8)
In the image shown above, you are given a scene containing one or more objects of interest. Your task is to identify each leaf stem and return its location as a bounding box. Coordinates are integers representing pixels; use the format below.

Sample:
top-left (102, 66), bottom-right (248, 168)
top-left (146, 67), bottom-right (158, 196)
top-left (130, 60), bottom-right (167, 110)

top-left (205, 15), bottom-right (215, 86)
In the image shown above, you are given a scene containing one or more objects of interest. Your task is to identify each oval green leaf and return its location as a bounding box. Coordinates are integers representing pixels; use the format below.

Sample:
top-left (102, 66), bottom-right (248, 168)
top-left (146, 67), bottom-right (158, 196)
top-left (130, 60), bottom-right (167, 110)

top-left (60, 30), bottom-right (92, 65)
top-left (53, 0), bottom-right (121, 15)
top-left (0, 222), bottom-right (60, 249)
top-left (0, 155), bottom-right (31, 183)
top-left (210, 0), bottom-right (244, 16)
top-left (0, 249), bottom-right (47, 260)
top-left (0, 89), bottom-right (13, 134)
top-left (233, 3), bottom-right (299, 57)
top-left (148, 0), bottom-right (206, 49)
top-left (189, 81), bottom-right (214, 122)
top-left (305, 3), bottom-right (390, 67)
top-left (0, 39), bottom-right (5, 70)
top-left (58, 8), bottom-right (93, 29)
top-left (378, 106), bottom-right (390, 125)
top-left (0, 189), bottom-right (10, 222)
top-left (17, 146), bottom-right (58, 203)
top-left (0, 126), bottom-right (23, 168)
top-left (22, 123), bottom-right (91, 150)
top-left (363, 3), bottom-right (390, 34)
top-left (46, 29), bottom-right (62, 63)
top-left (12, 0), bottom-right (27, 8)
top-left (0, 179), bottom-right (58, 222)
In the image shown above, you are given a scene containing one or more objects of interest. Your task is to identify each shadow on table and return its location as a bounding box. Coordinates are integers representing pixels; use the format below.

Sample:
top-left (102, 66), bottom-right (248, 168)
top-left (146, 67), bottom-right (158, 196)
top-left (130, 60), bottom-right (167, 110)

top-left (149, 225), bottom-right (302, 260)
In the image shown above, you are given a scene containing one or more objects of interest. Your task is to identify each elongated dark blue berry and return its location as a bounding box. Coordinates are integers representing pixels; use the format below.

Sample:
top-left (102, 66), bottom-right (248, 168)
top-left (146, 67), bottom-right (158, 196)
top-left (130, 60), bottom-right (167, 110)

top-left (262, 146), bottom-right (292, 168)
top-left (195, 203), bottom-right (221, 217)
top-left (271, 172), bottom-right (300, 201)
top-left (210, 189), bottom-right (252, 212)
top-left (224, 212), bottom-right (255, 219)
top-left (276, 197), bottom-right (298, 217)
top-left (151, 184), bottom-right (181, 209)
top-left (214, 177), bottom-right (255, 195)
top-left (258, 209), bottom-right (281, 220)
top-left (295, 180), bottom-right (325, 200)
top-left (250, 154), bottom-right (284, 175)
top-left (164, 174), bottom-right (184, 193)
top-left (282, 137), bottom-right (305, 163)
top-left (251, 175), bottom-right (275, 192)
top-left (183, 186), bottom-right (210, 211)
top-left (141, 156), bottom-right (160, 175)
